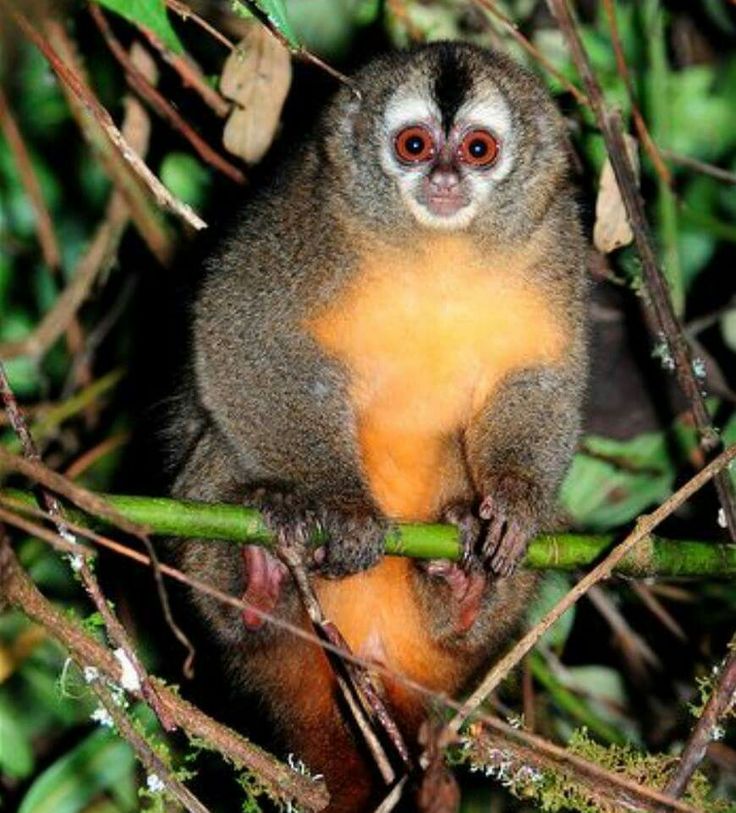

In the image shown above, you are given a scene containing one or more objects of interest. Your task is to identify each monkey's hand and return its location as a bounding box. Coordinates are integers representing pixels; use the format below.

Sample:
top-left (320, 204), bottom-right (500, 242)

top-left (478, 473), bottom-right (542, 577)
top-left (314, 499), bottom-right (388, 578)
top-left (246, 488), bottom-right (387, 580)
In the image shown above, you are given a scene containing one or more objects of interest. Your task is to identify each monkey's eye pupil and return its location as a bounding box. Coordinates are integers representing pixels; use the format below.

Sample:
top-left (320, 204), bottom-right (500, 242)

top-left (469, 139), bottom-right (488, 158)
top-left (406, 136), bottom-right (425, 155)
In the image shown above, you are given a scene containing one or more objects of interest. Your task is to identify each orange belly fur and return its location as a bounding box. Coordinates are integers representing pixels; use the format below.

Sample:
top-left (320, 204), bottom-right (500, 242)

top-left (298, 235), bottom-right (565, 771)
top-left (315, 558), bottom-right (460, 691)
top-left (308, 234), bottom-right (568, 522)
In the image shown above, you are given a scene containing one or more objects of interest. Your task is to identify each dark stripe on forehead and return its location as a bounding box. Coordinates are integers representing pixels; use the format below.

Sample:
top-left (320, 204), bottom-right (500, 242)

top-left (433, 46), bottom-right (470, 133)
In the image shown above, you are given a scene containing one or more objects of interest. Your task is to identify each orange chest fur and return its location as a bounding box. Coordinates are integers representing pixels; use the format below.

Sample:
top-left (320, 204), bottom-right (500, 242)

top-left (307, 235), bottom-right (567, 521)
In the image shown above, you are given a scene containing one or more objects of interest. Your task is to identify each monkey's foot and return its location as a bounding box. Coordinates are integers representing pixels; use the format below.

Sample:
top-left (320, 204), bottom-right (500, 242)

top-left (314, 501), bottom-right (388, 578)
top-left (240, 545), bottom-right (288, 630)
top-left (479, 474), bottom-right (542, 577)
top-left (424, 560), bottom-right (486, 635)
top-left (241, 486), bottom-right (312, 629)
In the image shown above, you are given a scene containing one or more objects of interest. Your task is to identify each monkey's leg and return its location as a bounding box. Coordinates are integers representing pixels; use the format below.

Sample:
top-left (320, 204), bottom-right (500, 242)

top-left (170, 423), bottom-right (384, 810)
top-left (465, 365), bottom-right (582, 576)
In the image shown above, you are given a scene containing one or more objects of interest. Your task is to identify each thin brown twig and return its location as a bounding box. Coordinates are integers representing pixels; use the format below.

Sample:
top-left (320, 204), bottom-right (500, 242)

top-left (447, 441), bottom-right (736, 734)
top-left (230, 0), bottom-right (361, 98)
top-left (0, 194), bottom-right (130, 361)
top-left (0, 543), bottom-right (329, 812)
top-left (0, 497), bottom-right (700, 813)
top-left (277, 540), bottom-right (402, 784)
top-left (64, 432), bottom-right (130, 480)
top-left (0, 504), bottom-right (94, 558)
top-left (90, 680), bottom-right (212, 813)
top-left (42, 24), bottom-right (174, 264)
top-left (601, 0), bottom-right (672, 187)
top-left (140, 27), bottom-right (231, 117)
top-left (587, 584), bottom-right (660, 673)
top-left (663, 148), bottom-right (736, 185)
top-left (473, 0), bottom-right (589, 106)
top-left (475, 0), bottom-right (735, 190)
top-left (165, 0), bottom-right (236, 51)
top-left (0, 447), bottom-right (197, 679)
top-left (464, 719), bottom-right (700, 813)
top-left (0, 86), bottom-right (61, 269)
top-left (545, 0), bottom-right (736, 541)
top-left (662, 634), bottom-right (736, 800)
top-left (0, 361), bottom-right (177, 730)
top-left (631, 582), bottom-right (686, 642)
top-left (89, 5), bottom-right (245, 183)
top-left (3, 3), bottom-right (207, 230)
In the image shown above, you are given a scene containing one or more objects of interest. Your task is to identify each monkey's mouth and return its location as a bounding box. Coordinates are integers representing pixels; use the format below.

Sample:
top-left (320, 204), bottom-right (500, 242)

top-left (420, 183), bottom-right (470, 218)
top-left (425, 193), bottom-right (467, 217)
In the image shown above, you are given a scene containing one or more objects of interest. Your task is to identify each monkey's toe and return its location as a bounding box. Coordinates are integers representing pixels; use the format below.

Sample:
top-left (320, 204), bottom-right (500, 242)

top-left (240, 545), bottom-right (289, 630)
top-left (478, 474), bottom-right (542, 576)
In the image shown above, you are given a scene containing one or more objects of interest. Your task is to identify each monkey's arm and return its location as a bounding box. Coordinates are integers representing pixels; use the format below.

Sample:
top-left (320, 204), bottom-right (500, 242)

top-left (193, 276), bottom-right (386, 576)
top-left (465, 360), bottom-right (584, 575)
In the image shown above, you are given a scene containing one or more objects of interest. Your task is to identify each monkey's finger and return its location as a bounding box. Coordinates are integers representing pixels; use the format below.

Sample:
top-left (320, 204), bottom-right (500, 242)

top-left (481, 514), bottom-right (506, 563)
top-left (488, 522), bottom-right (528, 577)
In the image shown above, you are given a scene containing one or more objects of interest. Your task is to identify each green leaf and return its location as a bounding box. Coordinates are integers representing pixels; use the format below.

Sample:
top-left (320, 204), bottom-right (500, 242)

top-left (92, 0), bottom-right (184, 54)
top-left (285, 0), bottom-right (358, 60)
top-left (231, 0), bottom-right (299, 48)
top-left (666, 66), bottom-right (736, 159)
top-left (527, 573), bottom-right (575, 650)
top-left (18, 728), bottom-right (135, 813)
top-left (0, 694), bottom-right (35, 779)
top-left (159, 152), bottom-right (210, 209)
top-left (561, 425), bottom-right (697, 531)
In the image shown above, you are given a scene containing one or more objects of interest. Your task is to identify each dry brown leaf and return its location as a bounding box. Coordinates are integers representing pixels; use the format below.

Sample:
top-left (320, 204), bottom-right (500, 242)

top-left (220, 24), bottom-right (292, 165)
top-left (593, 133), bottom-right (640, 254)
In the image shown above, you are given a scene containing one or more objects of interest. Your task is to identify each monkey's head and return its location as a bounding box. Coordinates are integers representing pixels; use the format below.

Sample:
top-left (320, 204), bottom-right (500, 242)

top-left (323, 42), bottom-right (571, 238)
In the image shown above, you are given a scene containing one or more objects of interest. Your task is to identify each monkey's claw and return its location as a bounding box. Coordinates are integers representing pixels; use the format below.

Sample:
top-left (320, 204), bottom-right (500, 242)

top-left (478, 475), bottom-right (541, 576)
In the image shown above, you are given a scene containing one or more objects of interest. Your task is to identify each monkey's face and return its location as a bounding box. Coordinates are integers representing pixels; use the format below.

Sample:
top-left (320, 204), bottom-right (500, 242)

top-left (378, 79), bottom-right (514, 231)
top-left (330, 43), bottom-right (569, 237)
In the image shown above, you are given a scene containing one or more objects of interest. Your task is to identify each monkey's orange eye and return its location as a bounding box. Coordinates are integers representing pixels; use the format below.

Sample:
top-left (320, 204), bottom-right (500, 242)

top-left (394, 126), bottom-right (435, 163)
top-left (459, 130), bottom-right (499, 167)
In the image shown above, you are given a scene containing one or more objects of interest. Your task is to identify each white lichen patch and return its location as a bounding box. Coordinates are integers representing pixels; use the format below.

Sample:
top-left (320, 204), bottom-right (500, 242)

top-left (91, 706), bottom-right (114, 728)
top-left (68, 553), bottom-right (84, 572)
top-left (146, 773), bottom-right (166, 793)
top-left (114, 647), bottom-right (141, 692)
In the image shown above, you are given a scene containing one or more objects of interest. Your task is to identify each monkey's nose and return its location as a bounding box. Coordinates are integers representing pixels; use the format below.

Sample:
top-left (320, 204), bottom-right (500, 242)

top-left (429, 168), bottom-right (460, 192)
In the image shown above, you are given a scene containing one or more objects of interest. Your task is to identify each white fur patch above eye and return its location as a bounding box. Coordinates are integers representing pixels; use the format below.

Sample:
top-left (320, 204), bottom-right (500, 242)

top-left (457, 89), bottom-right (512, 141)
top-left (382, 89), bottom-right (439, 136)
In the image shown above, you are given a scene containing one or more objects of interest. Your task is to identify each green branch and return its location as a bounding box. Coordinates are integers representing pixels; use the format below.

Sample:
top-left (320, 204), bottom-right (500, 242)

top-left (2, 489), bottom-right (734, 578)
